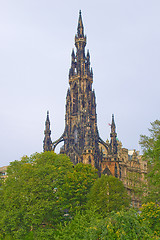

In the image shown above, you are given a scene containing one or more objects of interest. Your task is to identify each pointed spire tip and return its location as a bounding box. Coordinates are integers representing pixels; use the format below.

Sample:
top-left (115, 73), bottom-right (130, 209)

top-left (77, 9), bottom-right (84, 38)
top-left (71, 48), bottom-right (75, 57)
top-left (112, 114), bottom-right (115, 122)
top-left (46, 111), bottom-right (50, 121)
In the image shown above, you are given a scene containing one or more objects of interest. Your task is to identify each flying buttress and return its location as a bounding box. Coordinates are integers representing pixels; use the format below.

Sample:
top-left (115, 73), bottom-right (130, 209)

top-left (98, 137), bottom-right (109, 151)
top-left (52, 133), bottom-right (65, 151)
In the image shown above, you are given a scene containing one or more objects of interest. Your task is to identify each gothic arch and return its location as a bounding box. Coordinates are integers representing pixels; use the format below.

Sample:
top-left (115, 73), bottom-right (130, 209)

top-left (72, 83), bottom-right (78, 113)
top-left (98, 137), bottom-right (109, 152)
top-left (103, 166), bottom-right (112, 176)
top-left (52, 133), bottom-right (64, 151)
top-left (73, 126), bottom-right (78, 144)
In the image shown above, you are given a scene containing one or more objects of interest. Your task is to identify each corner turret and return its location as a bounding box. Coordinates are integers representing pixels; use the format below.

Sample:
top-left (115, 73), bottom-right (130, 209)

top-left (110, 114), bottom-right (118, 154)
top-left (43, 111), bottom-right (52, 151)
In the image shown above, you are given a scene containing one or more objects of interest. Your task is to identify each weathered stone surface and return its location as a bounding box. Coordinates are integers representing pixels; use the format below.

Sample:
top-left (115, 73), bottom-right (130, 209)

top-left (43, 11), bottom-right (147, 207)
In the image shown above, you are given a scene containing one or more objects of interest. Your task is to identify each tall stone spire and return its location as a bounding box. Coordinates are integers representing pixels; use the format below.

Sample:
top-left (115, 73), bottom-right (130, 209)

top-left (110, 114), bottom-right (118, 154)
top-left (77, 10), bottom-right (84, 38)
top-left (52, 11), bottom-right (108, 174)
top-left (43, 111), bottom-right (52, 152)
top-left (74, 11), bottom-right (88, 76)
top-left (60, 11), bottom-right (101, 169)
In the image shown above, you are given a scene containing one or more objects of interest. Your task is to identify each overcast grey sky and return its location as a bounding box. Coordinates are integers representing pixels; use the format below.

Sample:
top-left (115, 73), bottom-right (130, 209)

top-left (0, 0), bottom-right (160, 167)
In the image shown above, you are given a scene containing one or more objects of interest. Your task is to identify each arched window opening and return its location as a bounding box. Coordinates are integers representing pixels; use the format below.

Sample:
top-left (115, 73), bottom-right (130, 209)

top-left (74, 128), bottom-right (78, 143)
top-left (73, 84), bottom-right (78, 113)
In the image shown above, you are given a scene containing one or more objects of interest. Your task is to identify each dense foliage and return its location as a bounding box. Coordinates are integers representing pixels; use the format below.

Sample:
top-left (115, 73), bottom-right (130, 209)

top-left (0, 152), bottom-right (98, 239)
top-left (140, 202), bottom-right (160, 236)
top-left (87, 175), bottom-right (130, 215)
top-left (55, 208), bottom-right (156, 240)
top-left (140, 120), bottom-right (160, 153)
top-left (1, 120), bottom-right (160, 240)
top-left (140, 120), bottom-right (160, 203)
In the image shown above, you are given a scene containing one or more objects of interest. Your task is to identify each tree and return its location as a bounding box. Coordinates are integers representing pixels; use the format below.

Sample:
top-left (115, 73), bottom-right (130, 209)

top-left (140, 120), bottom-right (160, 153)
top-left (140, 202), bottom-right (160, 237)
top-left (60, 163), bottom-right (98, 214)
top-left (55, 207), bottom-right (102, 240)
top-left (0, 152), bottom-right (98, 240)
top-left (86, 175), bottom-right (130, 216)
top-left (55, 208), bottom-right (155, 240)
top-left (98, 209), bottom-right (155, 240)
top-left (139, 120), bottom-right (160, 203)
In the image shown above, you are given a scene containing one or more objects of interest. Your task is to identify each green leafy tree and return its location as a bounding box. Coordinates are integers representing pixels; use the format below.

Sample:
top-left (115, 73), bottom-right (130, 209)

top-left (140, 120), bottom-right (160, 153)
top-left (60, 163), bottom-right (98, 214)
top-left (139, 120), bottom-right (160, 203)
top-left (55, 207), bottom-right (102, 240)
top-left (99, 209), bottom-right (155, 240)
top-left (0, 152), bottom-right (97, 240)
top-left (55, 208), bottom-right (155, 240)
top-left (140, 202), bottom-right (160, 236)
top-left (86, 175), bottom-right (130, 216)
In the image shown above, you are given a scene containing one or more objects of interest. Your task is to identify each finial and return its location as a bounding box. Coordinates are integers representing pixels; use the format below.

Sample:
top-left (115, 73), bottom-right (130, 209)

top-left (77, 10), bottom-right (84, 37)
top-left (71, 48), bottom-right (75, 58)
top-left (91, 67), bottom-right (93, 76)
top-left (67, 88), bottom-right (70, 96)
top-left (111, 114), bottom-right (116, 131)
top-left (112, 114), bottom-right (115, 124)
top-left (47, 110), bottom-right (49, 121)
